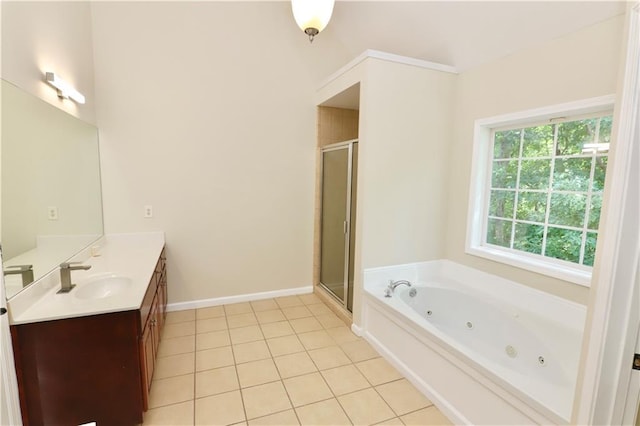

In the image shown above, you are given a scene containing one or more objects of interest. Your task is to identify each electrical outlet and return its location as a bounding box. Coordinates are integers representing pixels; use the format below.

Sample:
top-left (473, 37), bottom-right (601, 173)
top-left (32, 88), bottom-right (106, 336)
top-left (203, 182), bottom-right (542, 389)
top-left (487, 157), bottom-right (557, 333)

top-left (144, 205), bottom-right (153, 218)
top-left (47, 206), bottom-right (58, 221)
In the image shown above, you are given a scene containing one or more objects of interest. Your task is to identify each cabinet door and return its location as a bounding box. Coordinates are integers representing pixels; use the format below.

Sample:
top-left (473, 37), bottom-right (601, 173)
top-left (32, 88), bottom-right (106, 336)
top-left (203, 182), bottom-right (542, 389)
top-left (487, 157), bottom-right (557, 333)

top-left (156, 281), bottom-right (165, 334)
top-left (151, 297), bottom-right (161, 359)
top-left (141, 318), bottom-right (155, 396)
top-left (13, 312), bottom-right (144, 424)
top-left (160, 270), bottom-right (168, 321)
top-left (141, 295), bottom-right (160, 411)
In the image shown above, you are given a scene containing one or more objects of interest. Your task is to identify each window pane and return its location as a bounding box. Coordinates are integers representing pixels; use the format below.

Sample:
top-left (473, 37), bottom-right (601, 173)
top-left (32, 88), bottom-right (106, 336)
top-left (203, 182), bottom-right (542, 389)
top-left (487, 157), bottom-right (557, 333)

top-left (514, 222), bottom-right (544, 254)
top-left (588, 193), bottom-right (602, 230)
top-left (583, 232), bottom-right (598, 266)
top-left (489, 190), bottom-right (515, 218)
top-left (549, 193), bottom-right (586, 228)
top-left (493, 129), bottom-right (521, 159)
top-left (553, 157), bottom-right (592, 192)
top-left (599, 116), bottom-right (613, 144)
top-left (545, 227), bottom-right (582, 263)
top-left (484, 112), bottom-right (610, 270)
top-left (593, 156), bottom-right (608, 191)
top-left (516, 191), bottom-right (547, 222)
top-left (556, 118), bottom-right (597, 155)
top-left (519, 159), bottom-right (551, 189)
top-left (491, 160), bottom-right (518, 189)
top-left (522, 124), bottom-right (553, 157)
top-left (487, 218), bottom-right (512, 248)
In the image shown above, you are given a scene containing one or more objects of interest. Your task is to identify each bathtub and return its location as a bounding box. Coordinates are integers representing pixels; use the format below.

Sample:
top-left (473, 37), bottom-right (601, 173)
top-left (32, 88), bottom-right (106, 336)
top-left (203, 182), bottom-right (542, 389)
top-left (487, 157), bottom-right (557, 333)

top-left (360, 260), bottom-right (586, 425)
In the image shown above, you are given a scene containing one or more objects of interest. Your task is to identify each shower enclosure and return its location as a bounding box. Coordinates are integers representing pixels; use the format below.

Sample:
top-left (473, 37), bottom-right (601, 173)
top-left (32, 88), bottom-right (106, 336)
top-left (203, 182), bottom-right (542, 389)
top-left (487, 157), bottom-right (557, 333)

top-left (319, 140), bottom-right (358, 312)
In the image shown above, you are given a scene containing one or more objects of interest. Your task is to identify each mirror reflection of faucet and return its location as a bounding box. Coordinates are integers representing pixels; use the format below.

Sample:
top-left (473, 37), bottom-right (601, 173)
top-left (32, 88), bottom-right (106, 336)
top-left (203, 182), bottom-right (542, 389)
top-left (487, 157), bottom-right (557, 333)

top-left (3, 265), bottom-right (34, 287)
top-left (384, 279), bottom-right (412, 297)
top-left (58, 262), bottom-right (92, 294)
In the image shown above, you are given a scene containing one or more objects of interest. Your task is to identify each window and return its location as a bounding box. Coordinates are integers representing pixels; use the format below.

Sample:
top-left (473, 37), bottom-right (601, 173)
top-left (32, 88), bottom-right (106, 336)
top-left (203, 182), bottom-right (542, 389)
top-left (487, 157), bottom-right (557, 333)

top-left (466, 96), bottom-right (615, 286)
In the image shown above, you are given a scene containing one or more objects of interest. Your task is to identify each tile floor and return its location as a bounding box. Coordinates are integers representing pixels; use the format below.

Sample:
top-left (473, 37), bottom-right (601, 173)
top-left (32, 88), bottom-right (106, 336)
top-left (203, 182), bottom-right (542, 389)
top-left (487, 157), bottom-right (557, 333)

top-left (142, 293), bottom-right (453, 426)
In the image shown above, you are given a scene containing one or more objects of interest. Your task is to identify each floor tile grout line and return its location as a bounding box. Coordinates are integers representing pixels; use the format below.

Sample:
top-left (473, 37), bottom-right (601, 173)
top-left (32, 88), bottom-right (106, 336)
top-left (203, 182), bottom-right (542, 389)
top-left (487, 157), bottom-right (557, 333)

top-left (192, 314), bottom-right (197, 426)
top-left (151, 365), bottom-right (402, 404)
top-left (370, 383), bottom-right (405, 423)
top-left (254, 296), bottom-right (336, 425)
top-left (284, 312), bottom-right (356, 425)
top-left (284, 308), bottom-right (409, 425)
top-left (157, 297), bottom-right (420, 424)
top-left (304, 344), bottom-right (355, 426)
top-left (396, 404), bottom-right (437, 422)
top-left (255, 310), bottom-right (303, 426)
top-left (226, 309), bottom-right (250, 425)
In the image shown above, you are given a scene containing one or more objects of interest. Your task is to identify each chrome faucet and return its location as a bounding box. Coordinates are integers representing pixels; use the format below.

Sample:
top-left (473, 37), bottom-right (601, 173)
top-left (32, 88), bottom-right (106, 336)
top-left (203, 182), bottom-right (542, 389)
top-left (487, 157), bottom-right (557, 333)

top-left (384, 279), bottom-right (412, 297)
top-left (58, 262), bottom-right (91, 294)
top-left (4, 265), bottom-right (34, 287)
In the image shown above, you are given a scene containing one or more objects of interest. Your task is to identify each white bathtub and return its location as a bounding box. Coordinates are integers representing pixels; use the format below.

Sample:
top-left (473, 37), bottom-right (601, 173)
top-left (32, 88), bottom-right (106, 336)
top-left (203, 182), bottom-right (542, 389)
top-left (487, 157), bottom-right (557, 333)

top-left (361, 260), bottom-right (586, 425)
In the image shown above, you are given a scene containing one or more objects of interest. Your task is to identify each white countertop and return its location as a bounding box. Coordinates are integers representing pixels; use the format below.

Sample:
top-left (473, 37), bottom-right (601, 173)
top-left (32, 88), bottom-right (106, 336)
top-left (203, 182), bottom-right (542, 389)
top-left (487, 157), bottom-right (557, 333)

top-left (8, 232), bottom-right (165, 325)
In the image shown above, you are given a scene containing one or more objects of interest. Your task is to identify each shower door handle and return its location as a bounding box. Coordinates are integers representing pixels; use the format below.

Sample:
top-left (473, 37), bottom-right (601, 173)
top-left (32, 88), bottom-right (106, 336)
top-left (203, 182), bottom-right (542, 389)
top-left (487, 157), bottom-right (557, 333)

top-left (343, 221), bottom-right (349, 235)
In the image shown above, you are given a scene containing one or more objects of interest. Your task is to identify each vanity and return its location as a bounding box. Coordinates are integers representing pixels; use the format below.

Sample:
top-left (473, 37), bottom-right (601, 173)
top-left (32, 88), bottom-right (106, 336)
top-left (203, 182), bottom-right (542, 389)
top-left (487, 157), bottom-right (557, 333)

top-left (1, 79), bottom-right (170, 424)
top-left (8, 233), bottom-right (167, 425)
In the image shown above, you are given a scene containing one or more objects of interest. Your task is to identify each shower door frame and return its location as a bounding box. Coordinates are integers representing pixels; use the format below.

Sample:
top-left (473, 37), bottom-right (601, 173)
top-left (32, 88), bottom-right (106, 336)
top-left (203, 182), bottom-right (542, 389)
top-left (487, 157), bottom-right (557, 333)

top-left (318, 139), bottom-right (358, 311)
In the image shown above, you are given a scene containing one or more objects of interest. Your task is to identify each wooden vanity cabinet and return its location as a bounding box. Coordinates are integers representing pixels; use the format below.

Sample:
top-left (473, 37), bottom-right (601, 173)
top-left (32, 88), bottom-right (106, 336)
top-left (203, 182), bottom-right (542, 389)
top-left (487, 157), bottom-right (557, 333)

top-left (140, 247), bottom-right (167, 409)
top-left (11, 247), bottom-right (167, 426)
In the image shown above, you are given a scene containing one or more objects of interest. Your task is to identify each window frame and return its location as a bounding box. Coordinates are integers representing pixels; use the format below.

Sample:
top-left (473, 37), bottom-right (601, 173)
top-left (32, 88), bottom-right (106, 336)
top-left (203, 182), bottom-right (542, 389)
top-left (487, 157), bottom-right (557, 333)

top-left (465, 95), bottom-right (615, 287)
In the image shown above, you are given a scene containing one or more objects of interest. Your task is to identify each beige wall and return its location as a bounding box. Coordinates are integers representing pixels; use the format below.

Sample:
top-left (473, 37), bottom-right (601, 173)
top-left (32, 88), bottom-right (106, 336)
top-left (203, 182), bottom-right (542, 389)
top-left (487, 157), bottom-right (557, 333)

top-left (361, 59), bottom-right (456, 268)
top-left (317, 57), bottom-right (456, 324)
top-left (90, 2), bottom-right (353, 304)
top-left (2, 1), bottom-right (623, 309)
top-left (1, 1), bottom-right (96, 124)
top-left (445, 16), bottom-right (625, 304)
top-left (353, 59), bottom-right (456, 323)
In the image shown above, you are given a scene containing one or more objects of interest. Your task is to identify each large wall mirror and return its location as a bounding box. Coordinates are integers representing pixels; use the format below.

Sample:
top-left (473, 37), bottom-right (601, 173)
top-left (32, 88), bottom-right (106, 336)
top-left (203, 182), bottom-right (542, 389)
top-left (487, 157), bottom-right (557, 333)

top-left (1, 79), bottom-right (103, 299)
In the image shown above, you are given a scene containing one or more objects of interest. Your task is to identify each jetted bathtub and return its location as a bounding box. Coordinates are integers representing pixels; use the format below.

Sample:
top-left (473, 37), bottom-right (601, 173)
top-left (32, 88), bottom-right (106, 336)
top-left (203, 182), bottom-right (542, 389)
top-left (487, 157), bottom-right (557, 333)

top-left (360, 260), bottom-right (586, 425)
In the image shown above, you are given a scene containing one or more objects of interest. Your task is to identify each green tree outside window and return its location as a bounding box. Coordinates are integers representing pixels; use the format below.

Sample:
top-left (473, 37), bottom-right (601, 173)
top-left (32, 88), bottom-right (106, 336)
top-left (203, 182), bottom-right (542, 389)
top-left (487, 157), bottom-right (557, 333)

top-left (487, 114), bottom-right (612, 267)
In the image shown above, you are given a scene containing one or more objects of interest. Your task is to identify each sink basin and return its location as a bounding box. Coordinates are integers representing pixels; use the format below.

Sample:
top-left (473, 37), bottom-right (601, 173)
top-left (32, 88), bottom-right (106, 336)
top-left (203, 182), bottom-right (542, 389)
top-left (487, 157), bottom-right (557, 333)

top-left (74, 274), bottom-right (132, 300)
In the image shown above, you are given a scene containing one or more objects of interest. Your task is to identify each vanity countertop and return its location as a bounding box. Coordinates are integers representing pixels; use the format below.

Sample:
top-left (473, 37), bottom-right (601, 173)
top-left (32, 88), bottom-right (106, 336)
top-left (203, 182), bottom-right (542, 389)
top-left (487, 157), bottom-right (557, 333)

top-left (8, 232), bottom-right (165, 325)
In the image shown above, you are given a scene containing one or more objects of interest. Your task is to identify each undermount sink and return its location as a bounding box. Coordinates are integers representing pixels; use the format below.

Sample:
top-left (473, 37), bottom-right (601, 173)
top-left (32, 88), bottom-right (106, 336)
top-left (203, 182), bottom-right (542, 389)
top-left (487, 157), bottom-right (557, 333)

top-left (74, 274), bottom-right (132, 300)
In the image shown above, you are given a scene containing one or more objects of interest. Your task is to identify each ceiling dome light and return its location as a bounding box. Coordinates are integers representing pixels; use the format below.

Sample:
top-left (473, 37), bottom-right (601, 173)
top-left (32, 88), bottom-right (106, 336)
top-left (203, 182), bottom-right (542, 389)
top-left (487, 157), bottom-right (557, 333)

top-left (291, 0), bottom-right (335, 43)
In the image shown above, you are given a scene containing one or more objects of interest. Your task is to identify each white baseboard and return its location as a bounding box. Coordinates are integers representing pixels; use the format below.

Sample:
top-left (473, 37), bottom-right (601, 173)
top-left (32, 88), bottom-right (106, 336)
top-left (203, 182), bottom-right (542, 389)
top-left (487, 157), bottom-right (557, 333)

top-left (351, 323), bottom-right (363, 337)
top-left (166, 285), bottom-right (313, 312)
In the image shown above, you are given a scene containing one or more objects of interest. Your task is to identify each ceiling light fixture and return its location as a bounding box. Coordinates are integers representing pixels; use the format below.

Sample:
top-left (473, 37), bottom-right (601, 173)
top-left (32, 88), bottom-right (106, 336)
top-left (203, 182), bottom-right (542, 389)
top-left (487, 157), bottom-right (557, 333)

top-left (45, 72), bottom-right (85, 104)
top-left (291, 0), bottom-right (335, 43)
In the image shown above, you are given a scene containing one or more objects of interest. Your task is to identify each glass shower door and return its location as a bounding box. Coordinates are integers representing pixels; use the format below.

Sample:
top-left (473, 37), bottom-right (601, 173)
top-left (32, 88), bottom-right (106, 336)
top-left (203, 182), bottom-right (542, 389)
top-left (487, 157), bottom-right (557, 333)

top-left (320, 141), bottom-right (357, 310)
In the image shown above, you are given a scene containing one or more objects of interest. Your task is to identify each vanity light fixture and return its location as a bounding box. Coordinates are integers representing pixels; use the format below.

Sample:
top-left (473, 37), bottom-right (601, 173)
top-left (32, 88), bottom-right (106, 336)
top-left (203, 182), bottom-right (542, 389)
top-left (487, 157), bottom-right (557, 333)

top-left (291, 0), bottom-right (335, 43)
top-left (45, 72), bottom-right (85, 104)
top-left (582, 142), bottom-right (610, 154)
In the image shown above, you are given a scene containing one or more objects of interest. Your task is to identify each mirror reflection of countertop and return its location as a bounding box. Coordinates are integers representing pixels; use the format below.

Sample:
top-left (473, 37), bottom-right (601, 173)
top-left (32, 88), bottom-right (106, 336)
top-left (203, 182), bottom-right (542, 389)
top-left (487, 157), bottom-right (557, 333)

top-left (3, 234), bottom-right (102, 299)
top-left (8, 232), bottom-right (165, 325)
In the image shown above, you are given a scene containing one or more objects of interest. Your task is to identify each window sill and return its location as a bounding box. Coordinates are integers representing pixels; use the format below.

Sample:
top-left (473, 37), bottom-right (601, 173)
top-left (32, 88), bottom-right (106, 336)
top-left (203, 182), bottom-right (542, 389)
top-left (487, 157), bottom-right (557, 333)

top-left (466, 245), bottom-right (592, 287)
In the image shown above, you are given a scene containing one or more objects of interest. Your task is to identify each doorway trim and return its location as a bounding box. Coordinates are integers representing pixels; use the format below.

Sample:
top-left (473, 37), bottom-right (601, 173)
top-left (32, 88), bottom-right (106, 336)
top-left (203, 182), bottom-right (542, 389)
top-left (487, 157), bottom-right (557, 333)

top-left (573, 3), bottom-right (640, 424)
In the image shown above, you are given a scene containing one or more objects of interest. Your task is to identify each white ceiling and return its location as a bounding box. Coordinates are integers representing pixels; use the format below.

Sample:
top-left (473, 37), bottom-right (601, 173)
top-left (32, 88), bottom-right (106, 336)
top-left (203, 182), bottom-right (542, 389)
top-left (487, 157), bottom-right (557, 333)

top-left (315, 1), bottom-right (625, 109)
top-left (324, 1), bottom-right (625, 72)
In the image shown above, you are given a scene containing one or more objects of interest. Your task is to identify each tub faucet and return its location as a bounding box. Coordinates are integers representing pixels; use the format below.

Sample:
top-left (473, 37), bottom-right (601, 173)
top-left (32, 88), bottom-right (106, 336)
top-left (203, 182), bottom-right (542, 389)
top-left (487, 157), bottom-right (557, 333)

top-left (58, 262), bottom-right (91, 294)
top-left (384, 279), bottom-right (412, 297)
top-left (4, 264), bottom-right (34, 287)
